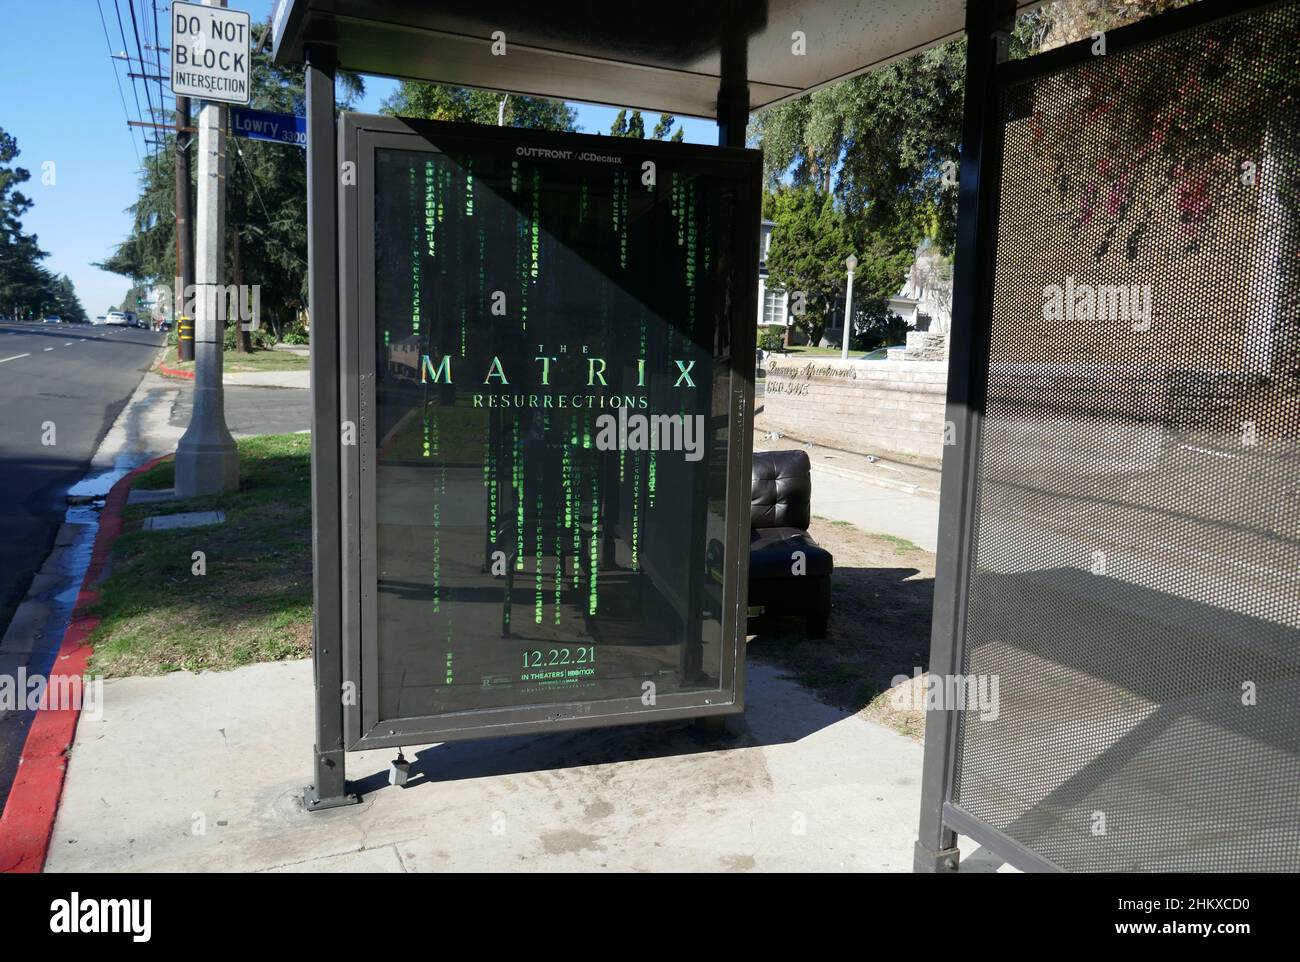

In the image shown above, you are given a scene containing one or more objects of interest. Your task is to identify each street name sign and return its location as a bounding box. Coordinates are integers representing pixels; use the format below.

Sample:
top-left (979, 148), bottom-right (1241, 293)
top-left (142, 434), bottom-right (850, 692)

top-left (230, 107), bottom-right (306, 147)
top-left (170, 1), bottom-right (252, 105)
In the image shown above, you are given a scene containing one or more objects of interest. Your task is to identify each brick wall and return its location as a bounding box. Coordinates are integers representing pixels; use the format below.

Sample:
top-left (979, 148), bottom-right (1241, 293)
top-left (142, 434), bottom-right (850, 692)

top-left (759, 357), bottom-right (948, 464)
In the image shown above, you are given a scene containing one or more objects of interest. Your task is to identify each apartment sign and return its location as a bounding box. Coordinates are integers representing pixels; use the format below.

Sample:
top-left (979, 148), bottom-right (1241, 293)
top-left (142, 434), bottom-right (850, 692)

top-left (170, 1), bottom-right (252, 105)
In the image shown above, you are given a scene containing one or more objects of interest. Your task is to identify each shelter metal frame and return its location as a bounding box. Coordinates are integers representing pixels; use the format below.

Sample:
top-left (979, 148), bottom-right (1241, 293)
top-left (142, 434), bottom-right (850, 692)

top-left (337, 114), bottom-right (760, 753)
top-left (290, 1), bottom-right (1286, 863)
top-left (300, 32), bottom-right (757, 810)
top-left (914, 0), bottom-right (1290, 872)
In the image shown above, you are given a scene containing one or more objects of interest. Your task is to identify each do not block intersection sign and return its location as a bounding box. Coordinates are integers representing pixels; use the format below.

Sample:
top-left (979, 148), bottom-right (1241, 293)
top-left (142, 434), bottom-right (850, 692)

top-left (171, 1), bottom-right (252, 105)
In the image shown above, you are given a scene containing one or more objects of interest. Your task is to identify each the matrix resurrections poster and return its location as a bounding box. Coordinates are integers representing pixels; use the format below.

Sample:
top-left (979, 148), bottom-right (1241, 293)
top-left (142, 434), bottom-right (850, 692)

top-left (361, 119), bottom-right (757, 725)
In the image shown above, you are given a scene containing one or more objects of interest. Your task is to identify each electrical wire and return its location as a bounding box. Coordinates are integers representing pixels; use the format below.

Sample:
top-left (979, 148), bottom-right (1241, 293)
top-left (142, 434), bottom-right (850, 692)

top-left (231, 141), bottom-right (309, 269)
top-left (150, 0), bottom-right (171, 125)
top-left (111, 0), bottom-right (149, 151)
top-left (125, 0), bottom-right (160, 157)
top-left (96, 0), bottom-right (142, 166)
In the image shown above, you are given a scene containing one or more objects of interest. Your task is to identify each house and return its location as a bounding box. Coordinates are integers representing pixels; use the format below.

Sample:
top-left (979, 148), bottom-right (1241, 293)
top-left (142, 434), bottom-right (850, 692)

top-left (888, 240), bottom-right (953, 336)
top-left (756, 218), bottom-right (792, 331)
top-left (758, 224), bottom-right (954, 355)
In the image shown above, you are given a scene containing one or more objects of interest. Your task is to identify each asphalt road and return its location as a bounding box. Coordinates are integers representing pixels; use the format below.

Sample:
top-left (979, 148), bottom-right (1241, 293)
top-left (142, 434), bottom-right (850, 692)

top-left (0, 321), bottom-right (163, 635)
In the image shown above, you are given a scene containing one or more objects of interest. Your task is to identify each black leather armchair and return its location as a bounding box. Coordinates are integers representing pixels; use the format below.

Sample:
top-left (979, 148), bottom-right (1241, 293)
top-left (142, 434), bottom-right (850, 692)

top-left (749, 450), bottom-right (833, 638)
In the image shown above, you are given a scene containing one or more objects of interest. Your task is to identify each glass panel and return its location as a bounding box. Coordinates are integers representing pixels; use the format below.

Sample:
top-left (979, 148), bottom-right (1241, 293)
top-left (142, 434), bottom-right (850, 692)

top-left (371, 142), bottom-right (740, 720)
top-left (955, 2), bottom-right (1300, 871)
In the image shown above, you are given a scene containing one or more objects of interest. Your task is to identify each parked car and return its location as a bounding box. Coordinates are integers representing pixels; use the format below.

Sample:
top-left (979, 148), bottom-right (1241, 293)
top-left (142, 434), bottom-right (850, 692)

top-left (860, 344), bottom-right (906, 360)
top-left (42, 315), bottom-right (62, 324)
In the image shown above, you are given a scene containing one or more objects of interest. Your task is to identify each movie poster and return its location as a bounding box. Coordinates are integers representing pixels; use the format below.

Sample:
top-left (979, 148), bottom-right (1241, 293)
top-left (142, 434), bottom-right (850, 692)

top-left (369, 129), bottom-right (750, 721)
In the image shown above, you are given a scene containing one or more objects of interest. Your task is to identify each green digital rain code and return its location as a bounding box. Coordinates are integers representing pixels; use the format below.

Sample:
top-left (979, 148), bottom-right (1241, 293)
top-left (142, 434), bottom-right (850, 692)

top-left (373, 143), bottom-right (726, 711)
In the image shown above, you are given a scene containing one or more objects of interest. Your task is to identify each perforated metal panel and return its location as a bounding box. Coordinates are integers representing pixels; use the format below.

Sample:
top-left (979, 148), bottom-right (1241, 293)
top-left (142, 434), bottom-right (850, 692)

top-left (953, 1), bottom-right (1300, 871)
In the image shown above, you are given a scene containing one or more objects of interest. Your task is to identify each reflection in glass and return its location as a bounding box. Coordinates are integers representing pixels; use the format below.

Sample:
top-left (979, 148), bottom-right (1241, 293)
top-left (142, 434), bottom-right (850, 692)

top-left (371, 142), bottom-right (740, 720)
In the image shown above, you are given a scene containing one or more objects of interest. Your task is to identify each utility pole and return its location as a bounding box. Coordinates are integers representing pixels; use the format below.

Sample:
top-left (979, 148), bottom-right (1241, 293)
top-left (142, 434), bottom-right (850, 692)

top-left (175, 0), bottom-right (239, 496)
top-left (175, 95), bottom-right (195, 361)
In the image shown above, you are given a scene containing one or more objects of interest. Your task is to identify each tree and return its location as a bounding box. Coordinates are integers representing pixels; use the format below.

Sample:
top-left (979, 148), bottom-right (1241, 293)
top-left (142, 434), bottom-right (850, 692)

top-left (0, 129), bottom-right (35, 250)
top-left (609, 109), bottom-right (642, 138)
top-left (0, 128), bottom-right (87, 320)
top-left (754, 38), bottom-right (968, 257)
top-left (1014, 1), bottom-right (1297, 252)
top-left (51, 274), bottom-right (88, 323)
top-left (651, 113), bottom-right (684, 142)
top-left (843, 229), bottom-right (915, 350)
top-left (384, 84), bottom-right (577, 131)
top-left (763, 185), bottom-right (910, 347)
top-left (763, 186), bottom-right (844, 346)
top-left (754, 1), bottom-right (1231, 260)
top-left (612, 110), bottom-right (682, 141)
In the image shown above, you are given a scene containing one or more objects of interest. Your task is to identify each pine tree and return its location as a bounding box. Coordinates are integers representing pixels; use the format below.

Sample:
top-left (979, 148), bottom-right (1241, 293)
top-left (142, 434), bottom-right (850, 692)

top-left (0, 127), bottom-right (85, 320)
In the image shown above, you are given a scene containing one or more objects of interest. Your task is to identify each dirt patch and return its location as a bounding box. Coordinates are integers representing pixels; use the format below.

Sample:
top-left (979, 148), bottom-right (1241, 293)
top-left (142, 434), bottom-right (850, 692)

top-left (861, 672), bottom-right (928, 741)
top-left (719, 853), bottom-right (758, 871)
top-left (540, 829), bottom-right (603, 856)
top-left (746, 516), bottom-right (933, 739)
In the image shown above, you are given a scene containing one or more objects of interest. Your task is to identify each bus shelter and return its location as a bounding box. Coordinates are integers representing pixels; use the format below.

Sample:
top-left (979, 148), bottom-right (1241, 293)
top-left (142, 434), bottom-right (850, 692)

top-left (274, 0), bottom-right (1300, 873)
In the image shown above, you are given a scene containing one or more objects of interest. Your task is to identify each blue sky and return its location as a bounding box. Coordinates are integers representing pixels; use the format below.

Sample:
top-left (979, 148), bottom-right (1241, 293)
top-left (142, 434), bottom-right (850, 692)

top-left (0, 0), bottom-right (721, 315)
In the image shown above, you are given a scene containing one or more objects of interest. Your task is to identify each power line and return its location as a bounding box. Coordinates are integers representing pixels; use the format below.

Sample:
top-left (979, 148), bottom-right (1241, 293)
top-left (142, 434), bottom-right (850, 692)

top-left (111, 0), bottom-right (148, 156)
top-left (108, 0), bottom-right (150, 159)
top-left (95, 0), bottom-right (141, 167)
top-left (141, 0), bottom-right (171, 127)
top-left (150, 0), bottom-right (169, 128)
top-left (125, 0), bottom-right (159, 153)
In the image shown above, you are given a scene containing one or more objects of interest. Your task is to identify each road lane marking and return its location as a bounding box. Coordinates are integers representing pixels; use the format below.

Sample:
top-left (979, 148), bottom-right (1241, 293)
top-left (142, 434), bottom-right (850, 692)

top-left (0, 353), bottom-right (31, 363)
top-left (44, 347), bottom-right (55, 351)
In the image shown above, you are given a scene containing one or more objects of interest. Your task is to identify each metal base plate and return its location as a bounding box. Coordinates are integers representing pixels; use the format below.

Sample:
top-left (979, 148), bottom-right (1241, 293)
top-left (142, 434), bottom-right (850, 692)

top-left (913, 840), bottom-right (961, 873)
top-left (302, 784), bottom-right (361, 812)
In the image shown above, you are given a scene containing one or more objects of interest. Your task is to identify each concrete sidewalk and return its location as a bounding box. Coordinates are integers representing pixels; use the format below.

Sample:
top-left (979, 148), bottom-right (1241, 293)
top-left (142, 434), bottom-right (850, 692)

top-left (169, 379), bottom-right (312, 438)
top-left (98, 369), bottom-right (312, 446)
top-left (753, 431), bottom-right (942, 553)
top-left (1, 370), bottom-right (310, 815)
top-left (222, 369), bottom-right (310, 389)
top-left (46, 658), bottom-right (1006, 872)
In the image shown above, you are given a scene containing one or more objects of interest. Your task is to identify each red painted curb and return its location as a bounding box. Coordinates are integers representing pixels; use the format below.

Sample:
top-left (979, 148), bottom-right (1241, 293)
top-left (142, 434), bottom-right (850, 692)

top-left (0, 454), bottom-right (170, 873)
top-left (157, 362), bottom-right (194, 380)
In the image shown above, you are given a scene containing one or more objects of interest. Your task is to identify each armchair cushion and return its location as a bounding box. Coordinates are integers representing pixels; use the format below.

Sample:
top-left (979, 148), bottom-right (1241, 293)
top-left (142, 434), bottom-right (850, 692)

top-left (749, 527), bottom-right (833, 579)
top-left (751, 449), bottom-right (812, 530)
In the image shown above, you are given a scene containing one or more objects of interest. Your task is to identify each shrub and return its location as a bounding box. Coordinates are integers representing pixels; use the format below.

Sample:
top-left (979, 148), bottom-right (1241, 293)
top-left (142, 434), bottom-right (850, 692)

top-left (280, 320), bottom-right (310, 345)
top-left (222, 324), bottom-right (275, 351)
top-left (759, 326), bottom-right (786, 352)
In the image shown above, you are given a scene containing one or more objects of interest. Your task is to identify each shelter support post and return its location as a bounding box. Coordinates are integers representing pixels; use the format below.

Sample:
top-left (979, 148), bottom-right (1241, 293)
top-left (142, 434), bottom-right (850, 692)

top-left (913, 0), bottom-right (1016, 871)
top-left (303, 43), bottom-right (359, 812)
top-left (716, 14), bottom-right (748, 151)
top-left (693, 26), bottom-right (750, 740)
